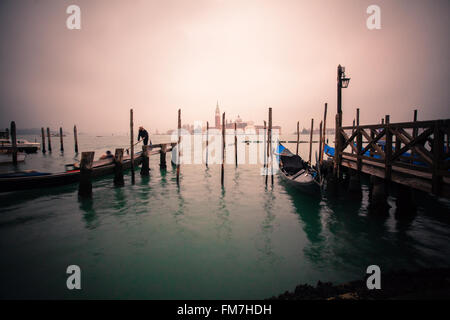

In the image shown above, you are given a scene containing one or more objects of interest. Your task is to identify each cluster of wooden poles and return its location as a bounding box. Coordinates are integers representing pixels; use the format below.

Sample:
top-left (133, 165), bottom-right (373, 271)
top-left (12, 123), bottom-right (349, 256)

top-left (8, 103), bottom-right (329, 195)
top-left (294, 102), bottom-right (329, 167)
top-left (39, 126), bottom-right (79, 155)
top-left (176, 104), bottom-right (331, 188)
top-left (78, 109), bottom-right (173, 197)
top-left (7, 122), bottom-right (80, 165)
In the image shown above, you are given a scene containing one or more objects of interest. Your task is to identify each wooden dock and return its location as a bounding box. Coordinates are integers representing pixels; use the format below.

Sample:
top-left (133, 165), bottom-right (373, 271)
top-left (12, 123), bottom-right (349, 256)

top-left (333, 116), bottom-right (450, 198)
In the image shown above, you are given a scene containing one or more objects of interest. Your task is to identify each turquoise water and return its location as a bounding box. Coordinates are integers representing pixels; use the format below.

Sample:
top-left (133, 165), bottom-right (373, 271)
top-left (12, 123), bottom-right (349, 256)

top-left (1, 134), bottom-right (450, 299)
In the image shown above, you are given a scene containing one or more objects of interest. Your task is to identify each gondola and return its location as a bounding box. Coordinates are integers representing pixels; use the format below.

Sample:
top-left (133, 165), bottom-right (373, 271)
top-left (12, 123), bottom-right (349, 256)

top-left (277, 143), bottom-right (321, 195)
top-left (0, 152), bottom-right (142, 193)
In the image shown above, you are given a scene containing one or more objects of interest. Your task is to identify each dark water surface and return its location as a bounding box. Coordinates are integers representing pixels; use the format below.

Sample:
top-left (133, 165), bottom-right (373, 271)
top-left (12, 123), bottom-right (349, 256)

top-left (1, 135), bottom-right (450, 299)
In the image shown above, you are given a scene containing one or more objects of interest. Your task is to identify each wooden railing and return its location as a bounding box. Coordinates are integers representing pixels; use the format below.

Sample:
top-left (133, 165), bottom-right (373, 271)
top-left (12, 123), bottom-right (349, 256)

top-left (334, 116), bottom-right (450, 198)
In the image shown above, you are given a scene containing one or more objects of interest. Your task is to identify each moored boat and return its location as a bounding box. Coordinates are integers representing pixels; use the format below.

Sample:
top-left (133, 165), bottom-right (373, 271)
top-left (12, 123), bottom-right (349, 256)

top-left (0, 152), bottom-right (142, 193)
top-left (277, 144), bottom-right (321, 195)
top-left (0, 139), bottom-right (40, 153)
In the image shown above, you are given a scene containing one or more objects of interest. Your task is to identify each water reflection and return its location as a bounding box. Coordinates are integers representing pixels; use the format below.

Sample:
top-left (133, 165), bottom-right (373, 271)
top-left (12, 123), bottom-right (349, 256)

top-left (216, 188), bottom-right (231, 241)
top-left (79, 197), bottom-right (98, 229)
top-left (257, 188), bottom-right (279, 266)
top-left (282, 183), bottom-right (322, 243)
top-left (159, 168), bottom-right (167, 188)
top-left (113, 187), bottom-right (127, 214)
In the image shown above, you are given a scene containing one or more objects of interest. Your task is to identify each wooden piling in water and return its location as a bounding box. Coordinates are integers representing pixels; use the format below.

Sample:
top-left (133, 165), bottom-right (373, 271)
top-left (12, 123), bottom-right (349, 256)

top-left (266, 108), bottom-right (273, 186)
top-left (59, 127), bottom-right (64, 152)
top-left (395, 183), bottom-right (416, 216)
top-left (205, 121), bottom-right (209, 168)
top-left (41, 127), bottom-right (46, 153)
top-left (177, 109), bottom-right (181, 184)
top-left (141, 145), bottom-right (150, 176)
top-left (114, 148), bottom-right (124, 186)
top-left (319, 121), bottom-right (323, 165)
top-left (356, 108), bottom-right (362, 173)
top-left (320, 103), bottom-right (327, 165)
top-left (130, 109), bottom-right (135, 184)
top-left (296, 121), bottom-right (300, 155)
top-left (369, 175), bottom-right (389, 214)
top-left (308, 118), bottom-right (314, 164)
top-left (74, 125), bottom-right (79, 154)
top-left (234, 122), bottom-right (238, 167)
top-left (334, 113), bottom-right (342, 178)
top-left (432, 120), bottom-right (444, 195)
top-left (78, 151), bottom-right (95, 197)
top-left (263, 121), bottom-right (267, 173)
top-left (10, 121), bottom-right (17, 165)
top-left (160, 144), bottom-right (167, 169)
top-left (47, 127), bottom-right (52, 152)
top-left (221, 112), bottom-right (225, 186)
top-left (384, 115), bottom-right (392, 183)
top-left (411, 110), bottom-right (418, 164)
top-left (270, 108), bottom-right (274, 185)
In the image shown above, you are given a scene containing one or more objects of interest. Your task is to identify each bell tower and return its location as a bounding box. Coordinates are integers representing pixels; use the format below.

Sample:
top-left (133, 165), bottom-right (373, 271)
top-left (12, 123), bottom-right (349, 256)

top-left (215, 101), bottom-right (220, 128)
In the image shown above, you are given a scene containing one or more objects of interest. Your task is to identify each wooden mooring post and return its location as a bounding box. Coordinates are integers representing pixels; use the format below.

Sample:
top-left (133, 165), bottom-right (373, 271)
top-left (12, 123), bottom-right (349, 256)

top-left (263, 121), bottom-right (267, 172)
top-left (141, 145), bottom-right (150, 176)
top-left (319, 121), bottom-right (323, 164)
top-left (296, 121), bottom-right (300, 155)
top-left (333, 114), bottom-right (341, 177)
top-left (160, 144), bottom-right (167, 169)
top-left (78, 151), bottom-right (95, 197)
top-left (47, 127), bottom-right (52, 152)
top-left (177, 109), bottom-right (181, 184)
top-left (41, 127), bottom-right (46, 153)
top-left (266, 108), bottom-right (273, 186)
top-left (369, 175), bottom-right (390, 214)
top-left (320, 103), bottom-right (327, 165)
top-left (205, 121), bottom-right (209, 168)
top-left (234, 122), bottom-right (238, 167)
top-left (432, 120), bottom-right (444, 195)
top-left (130, 109), bottom-right (135, 184)
top-left (411, 109), bottom-right (417, 164)
top-left (74, 125), bottom-right (79, 154)
top-left (59, 127), bottom-right (64, 152)
top-left (221, 112), bottom-right (225, 186)
top-left (308, 118), bottom-right (314, 163)
top-left (348, 108), bottom-right (362, 196)
top-left (10, 121), bottom-right (17, 165)
top-left (114, 148), bottom-right (124, 186)
top-left (356, 108), bottom-right (362, 172)
top-left (384, 115), bottom-right (392, 184)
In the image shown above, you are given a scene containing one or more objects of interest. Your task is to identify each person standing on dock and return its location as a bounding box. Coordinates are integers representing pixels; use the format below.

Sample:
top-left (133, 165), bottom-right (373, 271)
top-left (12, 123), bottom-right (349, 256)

top-left (138, 126), bottom-right (151, 146)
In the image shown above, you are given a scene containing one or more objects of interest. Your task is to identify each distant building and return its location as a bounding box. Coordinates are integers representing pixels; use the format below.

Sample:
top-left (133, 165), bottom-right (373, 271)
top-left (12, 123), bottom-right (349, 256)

top-left (254, 125), bottom-right (281, 134)
top-left (210, 101), bottom-right (281, 133)
top-left (215, 101), bottom-right (221, 129)
top-left (0, 129), bottom-right (9, 139)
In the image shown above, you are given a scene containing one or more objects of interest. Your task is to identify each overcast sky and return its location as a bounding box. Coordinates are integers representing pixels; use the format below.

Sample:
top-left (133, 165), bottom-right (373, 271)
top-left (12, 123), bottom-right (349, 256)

top-left (0, 0), bottom-right (449, 134)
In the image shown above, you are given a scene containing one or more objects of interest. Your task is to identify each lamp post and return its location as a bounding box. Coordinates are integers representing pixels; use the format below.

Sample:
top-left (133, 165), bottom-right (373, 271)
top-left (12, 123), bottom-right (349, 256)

top-left (337, 64), bottom-right (350, 116)
top-left (334, 64), bottom-right (350, 178)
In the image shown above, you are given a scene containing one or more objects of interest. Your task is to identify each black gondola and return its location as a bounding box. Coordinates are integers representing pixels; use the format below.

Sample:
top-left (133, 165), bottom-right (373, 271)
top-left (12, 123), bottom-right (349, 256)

top-left (0, 152), bottom-right (142, 193)
top-left (277, 143), bottom-right (321, 195)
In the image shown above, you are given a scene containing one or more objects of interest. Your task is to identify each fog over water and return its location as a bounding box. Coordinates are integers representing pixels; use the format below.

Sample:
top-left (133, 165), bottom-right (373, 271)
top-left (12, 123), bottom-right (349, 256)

top-left (0, 0), bottom-right (449, 134)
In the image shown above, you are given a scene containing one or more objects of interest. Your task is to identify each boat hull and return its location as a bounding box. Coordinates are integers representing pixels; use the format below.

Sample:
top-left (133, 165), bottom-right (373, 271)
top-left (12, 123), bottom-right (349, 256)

top-left (279, 169), bottom-right (321, 195)
top-left (0, 156), bottom-right (142, 193)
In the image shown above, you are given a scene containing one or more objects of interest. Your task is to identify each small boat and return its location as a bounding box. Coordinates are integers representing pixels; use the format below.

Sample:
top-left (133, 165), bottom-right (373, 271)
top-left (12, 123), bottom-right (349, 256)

top-left (323, 143), bottom-right (439, 167)
top-left (0, 152), bottom-right (142, 193)
top-left (277, 143), bottom-right (321, 194)
top-left (0, 139), bottom-right (40, 153)
top-left (0, 152), bottom-right (26, 164)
